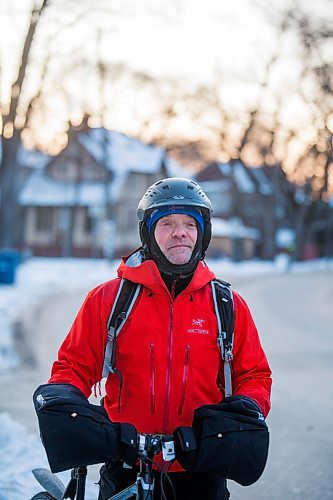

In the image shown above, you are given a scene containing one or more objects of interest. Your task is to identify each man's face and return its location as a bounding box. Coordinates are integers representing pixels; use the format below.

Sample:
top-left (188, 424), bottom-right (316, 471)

top-left (154, 213), bottom-right (198, 265)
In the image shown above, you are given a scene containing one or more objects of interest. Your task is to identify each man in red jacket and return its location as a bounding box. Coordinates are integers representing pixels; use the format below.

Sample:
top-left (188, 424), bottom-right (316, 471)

top-left (34, 178), bottom-right (271, 500)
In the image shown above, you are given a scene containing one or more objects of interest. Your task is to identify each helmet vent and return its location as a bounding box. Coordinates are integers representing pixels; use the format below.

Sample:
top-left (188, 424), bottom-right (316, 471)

top-left (145, 189), bottom-right (158, 198)
top-left (187, 185), bottom-right (194, 190)
top-left (162, 185), bottom-right (170, 190)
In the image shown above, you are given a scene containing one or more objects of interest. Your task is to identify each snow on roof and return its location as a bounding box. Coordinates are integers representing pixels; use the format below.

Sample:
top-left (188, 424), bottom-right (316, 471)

top-left (212, 217), bottom-right (259, 239)
top-left (78, 128), bottom-right (190, 180)
top-left (19, 171), bottom-right (113, 207)
top-left (198, 179), bottom-right (231, 193)
top-left (19, 128), bottom-right (190, 206)
top-left (218, 163), bottom-right (232, 176)
top-left (216, 161), bottom-right (257, 193)
top-left (17, 146), bottom-right (50, 169)
top-left (79, 128), bottom-right (165, 173)
top-left (250, 167), bottom-right (273, 195)
top-left (232, 161), bottom-right (256, 193)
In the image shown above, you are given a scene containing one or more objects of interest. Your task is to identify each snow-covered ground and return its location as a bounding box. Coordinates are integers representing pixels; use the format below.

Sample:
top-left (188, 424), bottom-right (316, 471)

top-left (0, 412), bottom-right (100, 500)
top-left (0, 257), bottom-right (119, 374)
top-left (0, 255), bottom-right (332, 499)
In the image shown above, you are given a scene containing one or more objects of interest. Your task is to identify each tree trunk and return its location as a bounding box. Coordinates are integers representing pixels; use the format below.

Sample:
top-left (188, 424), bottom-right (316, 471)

top-left (0, 133), bottom-right (23, 247)
top-left (0, 0), bottom-right (49, 248)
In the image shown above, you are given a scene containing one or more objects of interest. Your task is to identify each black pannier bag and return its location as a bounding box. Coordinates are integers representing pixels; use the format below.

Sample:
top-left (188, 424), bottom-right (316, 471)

top-left (175, 396), bottom-right (269, 486)
top-left (33, 383), bottom-right (137, 473)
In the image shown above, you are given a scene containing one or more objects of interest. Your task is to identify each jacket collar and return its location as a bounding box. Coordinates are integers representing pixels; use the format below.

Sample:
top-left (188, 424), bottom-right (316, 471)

top-left (117, 248), bottom-right (215, 294)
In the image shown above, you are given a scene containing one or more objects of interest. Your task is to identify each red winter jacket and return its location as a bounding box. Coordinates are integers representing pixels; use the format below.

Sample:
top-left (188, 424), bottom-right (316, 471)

top-left (50, 252), bottom-right (271, 443)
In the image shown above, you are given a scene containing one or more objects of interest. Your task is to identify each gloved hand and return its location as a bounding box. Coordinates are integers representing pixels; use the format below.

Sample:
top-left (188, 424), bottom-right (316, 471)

top-left (33, 383), bottom-right (138, 472)
top-left (219, 394), bottom-right (265, 419)
top-left (117, 422), bottom-right (138, 466)
top-left (173, 426), bottom-right (198, 471)
top-left (173, 394), bottom-right (267, 482)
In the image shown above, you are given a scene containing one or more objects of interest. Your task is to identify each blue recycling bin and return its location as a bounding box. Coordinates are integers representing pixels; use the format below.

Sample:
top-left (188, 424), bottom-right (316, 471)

top-left (0, 249), bottom-right (21, 284)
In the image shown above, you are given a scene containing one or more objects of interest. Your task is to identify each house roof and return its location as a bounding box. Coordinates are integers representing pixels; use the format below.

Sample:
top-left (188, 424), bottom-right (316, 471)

top-left (19, 171), bottom-right (115, 207)
top-left (231, 161), bottom-right (256, 194)
top-left (19, 128), bottom-right (192, 207)
top-left (196, 179), bottom-right (231, 193)
top-left (78, 128), bottom-right (164, 173)
top-left (198, 161), bottom-right (272, 196)
top-left (78, 128), bottom-right (191, 178)
top-left (18, 146), bottom-right (51, 169)
top-left (212, 217), bottom-right (259, 239)
top-left (249, 167), bottom-right (273, 195)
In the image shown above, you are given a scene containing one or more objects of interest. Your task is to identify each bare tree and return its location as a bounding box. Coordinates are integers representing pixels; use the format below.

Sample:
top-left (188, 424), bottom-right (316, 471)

top-left (0, 0), bottom-right (50, 248)
top-left (0, 1), bottom-right (121, 247)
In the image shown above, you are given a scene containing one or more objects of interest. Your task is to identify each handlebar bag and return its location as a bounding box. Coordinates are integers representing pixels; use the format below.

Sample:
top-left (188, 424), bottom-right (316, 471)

top-left (192, 398), bottom-right (269, 486)
top-left (33, 383), bottom-right (137, 473)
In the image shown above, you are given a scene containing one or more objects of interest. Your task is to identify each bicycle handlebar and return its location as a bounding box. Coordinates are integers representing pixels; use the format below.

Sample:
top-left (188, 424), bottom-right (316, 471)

top-left (31, 433), bottom-right (176, 500)
top-left (137, 433), bottom-right (175, 462)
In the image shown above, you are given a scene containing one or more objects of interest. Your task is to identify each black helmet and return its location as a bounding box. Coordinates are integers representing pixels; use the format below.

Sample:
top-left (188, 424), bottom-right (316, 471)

top-left (137, 178), bottom-right (212, 275)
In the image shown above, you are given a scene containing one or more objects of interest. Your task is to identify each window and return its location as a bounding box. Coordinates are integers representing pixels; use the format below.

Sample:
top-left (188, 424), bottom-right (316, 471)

top-left (36, 207), bottom-right (53, 232)
top-left (83, 208), bottom-right (92, 233)
top-left (81, 162), bottom-right (106, 181)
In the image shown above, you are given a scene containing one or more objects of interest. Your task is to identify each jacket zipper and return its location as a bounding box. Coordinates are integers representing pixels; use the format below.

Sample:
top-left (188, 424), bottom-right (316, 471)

top-left (163, 280), bottom-right (176, 432)
top-left (150, 343), bottom-right (156, 415)
top-left (178, 345), bottom-right (190, 415)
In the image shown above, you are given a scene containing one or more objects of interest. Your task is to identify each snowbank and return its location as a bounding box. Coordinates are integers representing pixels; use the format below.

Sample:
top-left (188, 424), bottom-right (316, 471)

top-left (0, 258), bottom-right (117, 373)
top-left (0, 413), bottom-right (98, 500)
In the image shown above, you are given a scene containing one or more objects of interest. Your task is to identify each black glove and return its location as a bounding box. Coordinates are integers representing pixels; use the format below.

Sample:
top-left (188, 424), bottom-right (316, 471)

top-left (118, 421), bottom-right (138, 466)
top-left (173, 425), bottom-right (198, 471)
top-left (173, 395), bottom-right (264, 471)
top-left (218, 394), bottom-right (265, 419)
top-left (174, 394), bottom-right (268, 486)
top-left (33, 383), bottom-right (137, 472)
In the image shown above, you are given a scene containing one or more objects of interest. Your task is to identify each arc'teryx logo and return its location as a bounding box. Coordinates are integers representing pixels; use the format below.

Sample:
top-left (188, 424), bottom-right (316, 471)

top-left (187, 318), bottom-right (209, 335)
top-left (192, 318), bottom-right (205, 327)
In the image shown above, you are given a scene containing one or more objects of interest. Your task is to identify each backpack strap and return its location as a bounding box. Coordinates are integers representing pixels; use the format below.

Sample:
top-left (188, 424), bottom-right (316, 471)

top-left (103, 276), bottom-right (234, 400)
top-left (211, 279), bottom-right (235, 397)
top-left (103, 279), bottom-right (141, 378)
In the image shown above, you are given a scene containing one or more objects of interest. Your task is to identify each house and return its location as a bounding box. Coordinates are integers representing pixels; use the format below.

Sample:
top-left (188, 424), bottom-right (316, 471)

top-left (195, 160), bottom-right (275, 259)
top-left (208, 217), bottom-right (259, 260)
top-left (19, 123), bottom-right (191, 258)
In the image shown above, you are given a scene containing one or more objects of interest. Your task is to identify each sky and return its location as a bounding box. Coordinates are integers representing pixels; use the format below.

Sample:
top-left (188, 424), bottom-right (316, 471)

top-left (0, 0), bottom-right (331, 175)
top-left (2, 0), bottom-right (277, 82)
top-left (0, 0), bottom-right (274, 101)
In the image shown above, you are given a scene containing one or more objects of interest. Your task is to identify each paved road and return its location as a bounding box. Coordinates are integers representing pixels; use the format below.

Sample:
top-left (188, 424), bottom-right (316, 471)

top-left (229, 270), bottom-right (333, 500)
top-left (1, 269), bottom-right (332, 499)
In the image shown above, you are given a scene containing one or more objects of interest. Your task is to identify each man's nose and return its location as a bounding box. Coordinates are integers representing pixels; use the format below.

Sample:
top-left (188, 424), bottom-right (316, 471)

top-left (171, 224), bottom-right (187, 237)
